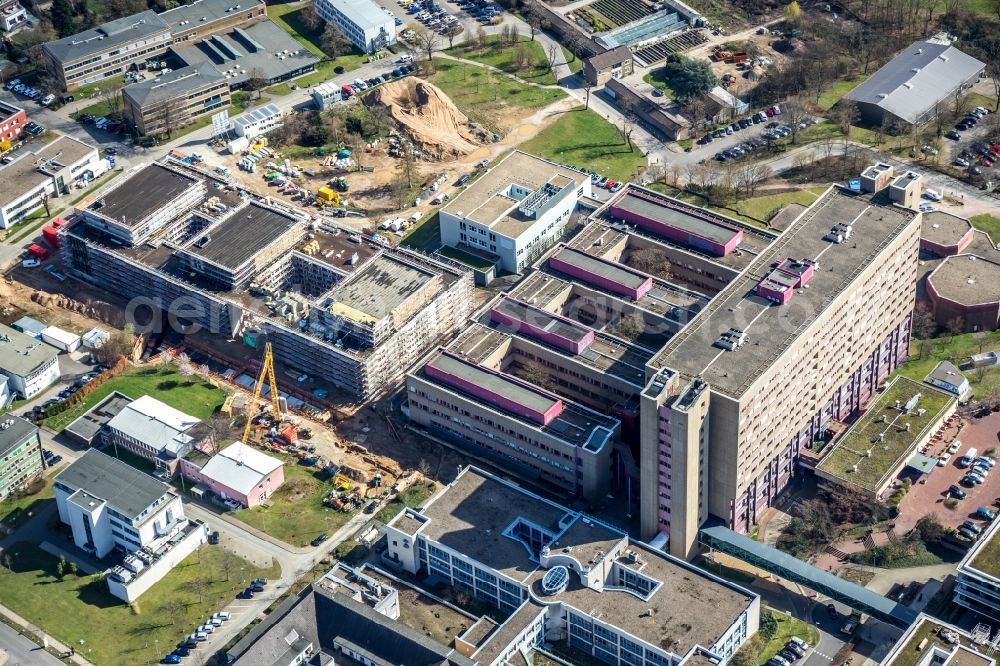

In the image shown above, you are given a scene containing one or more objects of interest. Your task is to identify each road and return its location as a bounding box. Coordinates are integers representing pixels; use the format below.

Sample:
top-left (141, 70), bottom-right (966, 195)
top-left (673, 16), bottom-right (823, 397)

top-left (0, 620), bottom-right (65, 666)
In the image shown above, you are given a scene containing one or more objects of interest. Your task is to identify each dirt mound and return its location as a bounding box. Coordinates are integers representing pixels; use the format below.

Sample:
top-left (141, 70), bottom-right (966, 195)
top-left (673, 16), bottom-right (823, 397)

top-left (366, 78), bottom-right (482, 157)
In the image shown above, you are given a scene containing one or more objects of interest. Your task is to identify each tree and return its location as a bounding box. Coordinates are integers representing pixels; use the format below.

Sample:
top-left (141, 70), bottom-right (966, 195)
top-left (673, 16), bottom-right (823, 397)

top-left (759, 609), bottom-right (778, 642)
top-left (517, 360), bottom-right (550, 387)
top-left (629, 247), bottom-right (671, 278)
top-left (51, 0), bottom-right (75, 37)
top-left (96, 323), bottom-right (136, 366)
top-left (68, 561), bottom-right (78, 576)
top-left (245, 67), bottom-right (268, 100)
top-left (186, 576), bottom-right (210, 604)
top-left (914, 514), bottom-right (947, 545)
top-left (101, 86), bottom-right (124, 119)
top-left (301, 2), bottom-right (324, 31)
top-left (320, 25), bottom-right (352, 57)
top-left (513, 42), bottom-right (531, 71)
top-left (525, 8), bottom-right (542, 40)
top-left (39, 191), bottom-right (51, 218)
top-left (219, 551), bottom-right (237, 582)
top-left (785, 0), bottom-right (802, 23)
top-left (911, 303), bottom-right (936, 340)
top-left (584, 83), bottom-right (593, 110)
top-left (415, 28), bottom-right (440, 62)
top-left (546, 43), bottom-right (560, 72)
top-left (660, 56), bottom-right (718, 101)
top-left (444, 23), bottom-right (463, 50)
top-left (946, 316), bottom-right (965, 337)
top-left (610, 311), bottom-right (645, 341)
top-left (475, 26), bottom-right (488, 51)
top-left (734, 163), bottom-right (771, 198)
top-left (159, 599), bottom-right (184, 625)
top-left (783, 97), bottom-right (808, 144)
top-left (56, 556), bottom-right (66, 579)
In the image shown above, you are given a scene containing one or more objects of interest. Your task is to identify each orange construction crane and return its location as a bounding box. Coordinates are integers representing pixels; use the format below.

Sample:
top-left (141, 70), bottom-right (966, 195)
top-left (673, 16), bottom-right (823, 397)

top-left (240, 341), bottom-right (282, 456)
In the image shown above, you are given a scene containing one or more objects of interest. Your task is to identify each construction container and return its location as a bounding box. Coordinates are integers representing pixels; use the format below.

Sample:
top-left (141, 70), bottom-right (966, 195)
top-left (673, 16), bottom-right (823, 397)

top-left (279, 424), bottom-right (298, 445)
top-left (27, 244), bottom-right (49, 259)
top-left (51, 217), bottom-right (68, 228)
top-left (42, 225), bottom-right (59, 248)
top-left (317, 186), bottom-right (337, 202)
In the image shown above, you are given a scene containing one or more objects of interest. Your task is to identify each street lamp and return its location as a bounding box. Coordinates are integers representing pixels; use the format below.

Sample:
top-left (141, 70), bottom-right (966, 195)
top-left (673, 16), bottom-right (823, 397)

top-left (241, 567), bottom-right (245, 585)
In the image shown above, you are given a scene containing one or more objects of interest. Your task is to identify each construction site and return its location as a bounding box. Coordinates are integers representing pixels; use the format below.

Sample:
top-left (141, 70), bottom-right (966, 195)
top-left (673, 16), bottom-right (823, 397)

top-left (58, 154), bottom-right (476, 403)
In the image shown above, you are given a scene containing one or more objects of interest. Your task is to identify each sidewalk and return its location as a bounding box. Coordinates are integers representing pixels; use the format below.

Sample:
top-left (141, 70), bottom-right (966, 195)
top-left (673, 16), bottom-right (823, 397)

top-left (0, 602), bottom-right (93, 665)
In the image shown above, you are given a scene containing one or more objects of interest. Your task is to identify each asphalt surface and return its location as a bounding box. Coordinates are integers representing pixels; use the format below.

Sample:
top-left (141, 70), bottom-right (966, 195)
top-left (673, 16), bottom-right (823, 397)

top-left (0, 621), bottom-right (65, 666)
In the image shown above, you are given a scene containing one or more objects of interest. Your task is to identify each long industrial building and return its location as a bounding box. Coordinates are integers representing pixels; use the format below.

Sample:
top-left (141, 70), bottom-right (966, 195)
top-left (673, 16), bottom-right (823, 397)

top-left (61, 157), bottom-right (474, 399)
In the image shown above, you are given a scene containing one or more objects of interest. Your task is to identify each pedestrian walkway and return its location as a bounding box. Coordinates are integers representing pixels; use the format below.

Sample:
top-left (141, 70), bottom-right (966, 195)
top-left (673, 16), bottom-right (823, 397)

top-left (0, 602), bottom-right (93, 665)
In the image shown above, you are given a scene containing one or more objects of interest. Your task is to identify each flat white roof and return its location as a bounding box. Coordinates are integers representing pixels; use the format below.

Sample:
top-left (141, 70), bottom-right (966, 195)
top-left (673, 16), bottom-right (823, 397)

top-left (107, 395), bottom-right (202, 454)
top-left (199, 442), bottom-right (283, 495)
top-left (322, 0), bottom-right (393, 31)
top-left (41, 325), bottom-right (81, 346)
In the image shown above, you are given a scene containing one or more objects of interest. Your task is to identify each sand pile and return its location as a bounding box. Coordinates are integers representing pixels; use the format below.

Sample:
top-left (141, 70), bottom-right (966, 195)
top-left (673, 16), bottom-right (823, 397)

top-left (366, 77), bottom-right (482, 157)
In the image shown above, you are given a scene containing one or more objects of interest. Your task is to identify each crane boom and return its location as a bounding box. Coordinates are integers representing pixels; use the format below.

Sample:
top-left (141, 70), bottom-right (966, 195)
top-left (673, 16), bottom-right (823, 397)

top-left (240, 342), bottom-right (282, 458)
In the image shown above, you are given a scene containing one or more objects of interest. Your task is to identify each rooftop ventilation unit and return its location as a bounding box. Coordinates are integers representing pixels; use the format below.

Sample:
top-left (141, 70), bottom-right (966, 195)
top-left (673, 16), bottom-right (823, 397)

top-left (714, 327), bottom-right (747, 351)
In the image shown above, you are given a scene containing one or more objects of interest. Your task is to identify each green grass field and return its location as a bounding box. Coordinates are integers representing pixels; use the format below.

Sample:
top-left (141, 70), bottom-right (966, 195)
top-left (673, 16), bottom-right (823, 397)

top-left (972, 214), bottom-right (1000, 244)
top-left (519, 107), bottom-right (645, 181)
top-left (427, 59), bottom-right (566, 128)
top-left (233, 459), bottom-right (354, 547)
top-left (401, 212), bottom-right (442, 252)
top-left (756, 611), bottom-right (821, 666)
top-left (642, 70), bottom-right (675, 97)
top-left (268, 1), bottom-right (370, 82)
top-left (375, 480), bottom-right (439, 524)
top-left (561, 46), bottom-right (582, 74)
top-left (730, 187), bottom-right (828, 223)
top-left (0, 468), bottom-right (61, 530)
top-left (818, 75), bottom-right (869, 110)
top-left (894, 329), bottom-right (1000, 400)
top-left (0, 543), bottom-right (277, 665)
top-left (43, 364), bottom-right (227, 432)
top-left (448, 36), bottom-right (558, 85)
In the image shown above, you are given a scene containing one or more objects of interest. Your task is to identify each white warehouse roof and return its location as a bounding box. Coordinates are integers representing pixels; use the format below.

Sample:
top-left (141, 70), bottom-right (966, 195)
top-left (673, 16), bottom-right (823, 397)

top-left (199, 442), bottom-right (283, 495)
top-left (107, 395), bottom-right (202, 456)
top-left (41, 325), bottom-right (81, 347)
top-left (322, 0), bottom-right (392, 31)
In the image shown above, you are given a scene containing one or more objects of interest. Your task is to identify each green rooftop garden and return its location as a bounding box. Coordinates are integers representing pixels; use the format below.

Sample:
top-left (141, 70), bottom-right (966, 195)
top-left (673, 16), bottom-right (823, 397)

top-left (817, 377), bottom-right (954, 492)
top-left (970, 525), bottom-right (1000, 578)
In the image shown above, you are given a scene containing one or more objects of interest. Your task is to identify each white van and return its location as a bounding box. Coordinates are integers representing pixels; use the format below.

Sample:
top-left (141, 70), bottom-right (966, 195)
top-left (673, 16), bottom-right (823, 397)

top-left (924, 189), bottom-right (942, 202)
top-left (960, 447), bottom-right (979, 467)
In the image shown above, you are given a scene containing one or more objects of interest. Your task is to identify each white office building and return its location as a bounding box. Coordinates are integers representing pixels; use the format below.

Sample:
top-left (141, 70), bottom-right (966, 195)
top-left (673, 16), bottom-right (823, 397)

top-left (439, 151), bottom-right (592, 275)
top-left (232, 103), bottom-right (284, 139)
top-left (0, 323), bottom-right (60, 400)
top-left (313, 0), bottom-right (395, 53)
top-left (55, 449), bottom-right (206, 600)
top-left (384, 467), bottom-right (759, 666)
top-left (0, 134), bottom-right (103, 229)
top-left (104, 395), bottom-right (212, 472)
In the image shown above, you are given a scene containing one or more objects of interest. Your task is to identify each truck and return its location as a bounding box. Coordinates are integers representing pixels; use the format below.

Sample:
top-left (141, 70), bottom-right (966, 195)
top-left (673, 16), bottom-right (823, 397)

top-left (960, 448), bottom-right (979, 467)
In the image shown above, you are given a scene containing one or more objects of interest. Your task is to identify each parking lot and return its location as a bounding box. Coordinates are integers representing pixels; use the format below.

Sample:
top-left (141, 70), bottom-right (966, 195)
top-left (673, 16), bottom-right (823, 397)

top-left (896, 410), bottom-right (1000, 535)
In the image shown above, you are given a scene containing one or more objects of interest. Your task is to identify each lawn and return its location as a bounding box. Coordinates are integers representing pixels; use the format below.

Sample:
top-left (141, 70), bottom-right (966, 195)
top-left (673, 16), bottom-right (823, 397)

top-left (818, 75), bottom-right (869, 110)
top-left (447, 36), bottom-right (558, 85)
top-left (894, 329), bottom-right (1000, 400)
top-left (561, 46), bottom-right (582, 75)
top-left (71, 99), bottom-right (116, 121)
top-left (0, 542), bottom-right (277, 665)
top-left (0, 469), bottom-right (61, 530)
top-left (4, 206), bottom-right (65, 244)
top-left (519, 107), bottom-right (645, 181)
top-left (401, 212), bottom-right (442, 252)
top-left (74, 74), bottom-right (126, 100)
top-left (817, 376), bottom-right (954, 491)
top-left (265, 83), bottom-right (293, 96)
top-left (887, 619), bottom-right (975, 666)
top-left (43, 364), bottom-right (227, 432)
top-left (972, 214), bottom-right (1000, 244)
top-left (729, 187), bottom-right (827, 224)
top-left (756, 610), bottom-right (821, 666)
top-left (268, 1), bottom-right (370, 81)
top-left (375, 479), bottom-right (439, 524)
top-left (426, 58), bottom-right (566, 129)
top-left (643, 70), bottom-right (675, 97)
top-left (233, 459), bottom-right (353, 547)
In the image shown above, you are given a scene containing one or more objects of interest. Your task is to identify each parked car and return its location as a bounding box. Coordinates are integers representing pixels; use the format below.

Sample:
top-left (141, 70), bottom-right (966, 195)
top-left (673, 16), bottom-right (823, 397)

top-left (788, 637), bottom-right (810, 651)
top-left (962, 520), bottom-right (983, 534)
top-left (163, 654), bottom-right (183, 664)
top-left (237, 588), bottom-right (254, 599)
top-left (826, 603), bottom-right (838, 618)
top-left (979, 506), bottom-right (998, 521)
top-left (311, 533), bottom-right (329, 547)
top-left (208, 530), bottom-right (220, 545)
top-left (950, 484), bottom-right (968, 498)
top-left (174, 646), bottom-right (191, 657)
top-left (778, 649), bottom-right (799, 662)
top-left (213, 611), bottom-right (231, 622)
top-left (959, 526), bottom-right (979, 540)
top-left (840, 619), bottom-right (858, 635)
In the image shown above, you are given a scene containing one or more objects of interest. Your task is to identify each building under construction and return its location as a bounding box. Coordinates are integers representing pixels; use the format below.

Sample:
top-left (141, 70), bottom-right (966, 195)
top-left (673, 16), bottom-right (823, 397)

top-left (60, 157), bottom-right (474, 399)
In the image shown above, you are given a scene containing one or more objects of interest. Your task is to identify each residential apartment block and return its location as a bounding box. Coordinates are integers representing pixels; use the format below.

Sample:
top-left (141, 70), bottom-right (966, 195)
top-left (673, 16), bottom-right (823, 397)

top-left (0, 134), bottom-right (102, 229)
top-left (439, 151), bottom-right (592, 275)
top-left (313, 0), bottom-right (396, 53)
top-left (383, 467), bottom-right (759, 666)
top-left (61, 156), bottom-right (474, 399)
top-left (123, 65), bottom-right (230, 137)
top-left (55, 449), bottom-right (206, 600)
top-left (0, 323), bottom-right (61, 399)
top-left (0, 417), bottom-right (44, 501)
top-left (880, 614), bottom-right (993, 666)
top-left (42, 0), bottom-right (268, 91)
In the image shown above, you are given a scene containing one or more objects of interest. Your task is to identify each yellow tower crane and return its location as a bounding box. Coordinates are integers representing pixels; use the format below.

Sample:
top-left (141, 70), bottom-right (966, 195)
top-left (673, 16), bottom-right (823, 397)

top-left (240, 342), bottom-right (282, 457)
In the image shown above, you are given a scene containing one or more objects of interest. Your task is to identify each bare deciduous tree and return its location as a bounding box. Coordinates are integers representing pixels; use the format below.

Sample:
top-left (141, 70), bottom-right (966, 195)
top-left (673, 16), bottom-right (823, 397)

top-left (546, 43), bottom-right (560, 72)
top-left (783, 97), bottom-right (808, 144)
top-left (415, 28), bottom-right (440, 63)
top-left (734, 162), bottom-right (772, 198)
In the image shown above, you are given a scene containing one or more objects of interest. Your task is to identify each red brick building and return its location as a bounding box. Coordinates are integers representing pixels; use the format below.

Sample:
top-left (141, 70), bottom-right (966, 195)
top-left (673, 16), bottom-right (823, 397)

top-left (0, 100), bottom-right (26, 144)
